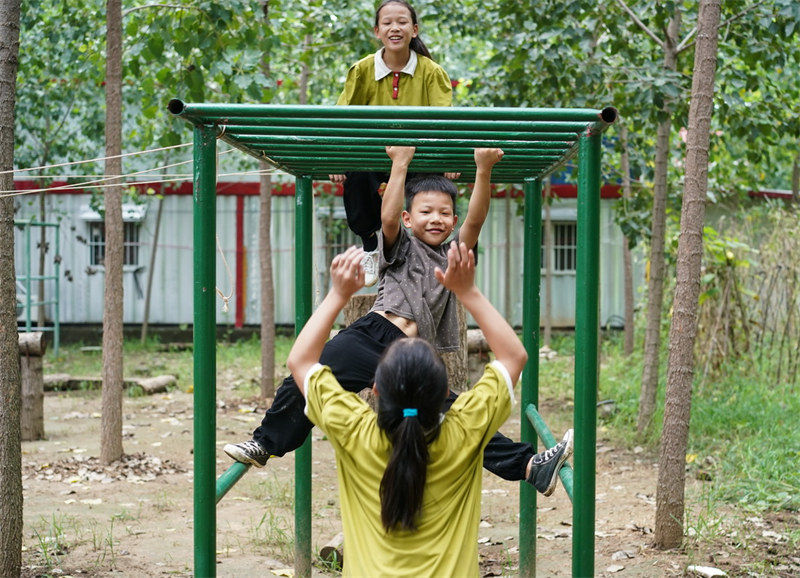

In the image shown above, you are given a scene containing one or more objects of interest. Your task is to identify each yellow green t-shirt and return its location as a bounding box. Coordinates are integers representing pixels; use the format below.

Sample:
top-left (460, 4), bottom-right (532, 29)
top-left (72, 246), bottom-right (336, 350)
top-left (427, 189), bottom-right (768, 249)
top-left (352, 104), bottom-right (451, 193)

top-left (336, 50), bottom-right (453, 107)
top-left (304, 360), bottom-right (514, 578)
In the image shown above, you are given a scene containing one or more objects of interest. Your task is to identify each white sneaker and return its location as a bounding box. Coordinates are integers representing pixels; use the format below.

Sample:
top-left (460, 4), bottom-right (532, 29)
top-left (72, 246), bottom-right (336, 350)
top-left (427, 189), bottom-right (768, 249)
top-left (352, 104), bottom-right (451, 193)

top-left (362, 249), bottom-right (379, 287)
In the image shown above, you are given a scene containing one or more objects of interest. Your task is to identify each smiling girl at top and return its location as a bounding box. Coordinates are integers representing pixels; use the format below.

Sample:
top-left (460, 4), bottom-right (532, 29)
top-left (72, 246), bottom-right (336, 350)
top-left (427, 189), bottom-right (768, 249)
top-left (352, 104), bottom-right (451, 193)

top-left (331, 0), bottom-right (456, 287)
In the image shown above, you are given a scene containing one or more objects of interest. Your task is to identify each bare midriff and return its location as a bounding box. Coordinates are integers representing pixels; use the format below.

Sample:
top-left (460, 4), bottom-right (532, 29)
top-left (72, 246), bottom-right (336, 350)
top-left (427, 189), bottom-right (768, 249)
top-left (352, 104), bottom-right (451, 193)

top-left (375, 310), bottom-right (418, 338)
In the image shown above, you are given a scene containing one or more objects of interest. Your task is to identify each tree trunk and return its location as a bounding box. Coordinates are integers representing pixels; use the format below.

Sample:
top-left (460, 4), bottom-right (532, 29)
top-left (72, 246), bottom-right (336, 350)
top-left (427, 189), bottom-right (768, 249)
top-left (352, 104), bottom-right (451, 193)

top-left (637, 11), bottom-right (681, 436)
top-left (258, 0), bottom-right (276, 398)
top-left (654, 0), bottom-right (721, 549)
top-left (140, 195), bottom-right (164, 343)
top-left (101, 0), bottom-right (124, 464)
top-left (620, 124), bottom-right (635, 355)
top-left (543, 178), bottom-right (553, 347)
top-left (0, 1), bottom-right (22, 574)
top-left (259, 162), bottom-right (276, 398)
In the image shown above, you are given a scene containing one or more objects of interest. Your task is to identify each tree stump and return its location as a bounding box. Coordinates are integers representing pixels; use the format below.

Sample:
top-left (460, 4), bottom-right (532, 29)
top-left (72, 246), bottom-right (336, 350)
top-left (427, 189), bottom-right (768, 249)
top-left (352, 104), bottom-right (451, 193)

top-left (341, 294), bottom-right (469, 395)
top-left (319, 532), bottom-right (344, 569)
top-left (19, 332), bottom-right (46, 441)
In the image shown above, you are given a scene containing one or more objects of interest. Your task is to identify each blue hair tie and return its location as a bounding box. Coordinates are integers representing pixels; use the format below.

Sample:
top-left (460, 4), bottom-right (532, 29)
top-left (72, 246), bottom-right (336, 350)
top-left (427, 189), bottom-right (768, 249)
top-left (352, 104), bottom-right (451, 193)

top-left (402, 408), bottom-right (418, 418)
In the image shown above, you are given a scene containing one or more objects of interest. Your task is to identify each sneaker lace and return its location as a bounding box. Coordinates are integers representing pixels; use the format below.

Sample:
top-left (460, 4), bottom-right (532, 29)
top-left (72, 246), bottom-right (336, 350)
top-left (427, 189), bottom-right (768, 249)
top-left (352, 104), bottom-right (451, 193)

top-left (362, 253), bottom-right (378, 275)
top-left (242, 440), bottom-right (265, 453)
top-left (535, 442), bottom-right (563, 464)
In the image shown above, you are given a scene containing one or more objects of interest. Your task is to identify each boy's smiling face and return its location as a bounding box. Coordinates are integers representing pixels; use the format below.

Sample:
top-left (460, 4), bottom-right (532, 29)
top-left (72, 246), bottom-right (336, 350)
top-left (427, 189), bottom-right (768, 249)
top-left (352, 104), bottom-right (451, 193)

top-left (401, 190), bottom-right (458, 246)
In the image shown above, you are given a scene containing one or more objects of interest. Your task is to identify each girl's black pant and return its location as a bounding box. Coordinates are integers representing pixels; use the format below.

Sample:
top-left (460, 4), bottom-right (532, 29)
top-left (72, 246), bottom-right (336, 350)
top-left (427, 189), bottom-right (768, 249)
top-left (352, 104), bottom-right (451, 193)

top-left (251, 312), bottom-right (535, 482)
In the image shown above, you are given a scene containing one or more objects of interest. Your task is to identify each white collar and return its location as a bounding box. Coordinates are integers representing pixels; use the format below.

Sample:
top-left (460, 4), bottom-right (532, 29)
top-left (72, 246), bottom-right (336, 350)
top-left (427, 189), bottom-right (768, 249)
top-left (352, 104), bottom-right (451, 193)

top-left (374, 48), bottom-right (418, 81)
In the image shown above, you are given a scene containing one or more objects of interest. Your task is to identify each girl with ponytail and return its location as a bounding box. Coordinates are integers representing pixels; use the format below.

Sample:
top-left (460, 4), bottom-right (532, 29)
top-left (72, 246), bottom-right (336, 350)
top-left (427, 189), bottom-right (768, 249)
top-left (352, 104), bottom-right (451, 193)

top-left (287, 241), bottom-right (531, 576)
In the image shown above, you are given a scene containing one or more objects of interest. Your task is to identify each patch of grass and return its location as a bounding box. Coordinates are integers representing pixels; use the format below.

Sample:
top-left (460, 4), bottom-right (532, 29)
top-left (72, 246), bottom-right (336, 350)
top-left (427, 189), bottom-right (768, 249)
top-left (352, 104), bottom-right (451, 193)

top-left (248, 471), bottom-right (293, 507)
top-left (597, 328), bottom-right (800, 514)
top-left (250, 511), bottom-right (293, 560)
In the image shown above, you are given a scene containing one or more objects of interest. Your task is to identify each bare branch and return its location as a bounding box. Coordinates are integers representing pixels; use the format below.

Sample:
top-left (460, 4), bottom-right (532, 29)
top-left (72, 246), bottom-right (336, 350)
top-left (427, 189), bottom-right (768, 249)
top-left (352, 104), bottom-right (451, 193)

top-left (676, 0), bottom-right (766, 55)
top-left (122, 4), bottom-right (200, 16)
top-left (614, 0), bottom-right (665, 49)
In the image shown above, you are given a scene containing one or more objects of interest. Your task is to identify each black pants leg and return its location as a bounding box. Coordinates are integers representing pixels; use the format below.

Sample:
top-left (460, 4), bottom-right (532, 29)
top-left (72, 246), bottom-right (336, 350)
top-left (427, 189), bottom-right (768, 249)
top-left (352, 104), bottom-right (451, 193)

top-left (342, 171), bottom-right (389, 250)
top-left (251, 313), bottom-right (404, 456)
top-left (443, 392), bottom-right (534, 482)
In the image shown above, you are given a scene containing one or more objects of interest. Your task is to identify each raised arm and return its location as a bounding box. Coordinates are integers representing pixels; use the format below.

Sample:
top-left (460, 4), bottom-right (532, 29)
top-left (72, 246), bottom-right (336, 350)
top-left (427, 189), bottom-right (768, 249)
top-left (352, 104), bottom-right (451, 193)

top-left (286, 246), bottom-right (365, 392)
top-left (380, 145), bottom-right (416, 250)
top-left (435, 241), bottom-right (527, 383)
top-left (457, 148), bottom-right (503, 251)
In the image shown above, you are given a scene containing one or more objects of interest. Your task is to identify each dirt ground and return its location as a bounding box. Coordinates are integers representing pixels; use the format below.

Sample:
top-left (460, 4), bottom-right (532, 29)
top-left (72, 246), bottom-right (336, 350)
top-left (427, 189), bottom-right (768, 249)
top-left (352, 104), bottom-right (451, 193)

top-left (20, 385), bottom-right (800, 577)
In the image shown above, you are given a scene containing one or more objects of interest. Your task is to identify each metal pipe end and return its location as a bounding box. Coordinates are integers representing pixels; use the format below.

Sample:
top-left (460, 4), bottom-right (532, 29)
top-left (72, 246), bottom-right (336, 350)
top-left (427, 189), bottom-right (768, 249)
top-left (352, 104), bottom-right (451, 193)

top-left (167, 99), bottom-right (186, 116)
top-left (600, 107), bottom-right (618, 124)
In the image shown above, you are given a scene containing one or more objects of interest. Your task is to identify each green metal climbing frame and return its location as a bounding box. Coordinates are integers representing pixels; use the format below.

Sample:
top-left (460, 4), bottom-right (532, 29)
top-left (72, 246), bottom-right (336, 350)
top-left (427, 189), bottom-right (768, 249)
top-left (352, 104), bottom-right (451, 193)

top-left (169, 100), bottom-right (616, 578)
top-left (15, 219), bottom-right (61, 357)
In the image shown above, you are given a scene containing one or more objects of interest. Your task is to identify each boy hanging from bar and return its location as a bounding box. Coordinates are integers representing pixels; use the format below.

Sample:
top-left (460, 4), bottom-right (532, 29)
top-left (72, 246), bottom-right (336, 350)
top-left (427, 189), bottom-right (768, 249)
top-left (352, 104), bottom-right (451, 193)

top-left (224, 146), bottom-right (573, 495)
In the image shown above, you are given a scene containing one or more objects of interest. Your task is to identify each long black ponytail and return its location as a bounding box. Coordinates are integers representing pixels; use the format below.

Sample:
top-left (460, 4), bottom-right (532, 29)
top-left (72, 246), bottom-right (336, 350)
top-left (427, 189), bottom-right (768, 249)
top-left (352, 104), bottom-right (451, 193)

top-left (374, 0), bottom-right (433, 59)
top-left (374, 338), bottom-right (448, 531)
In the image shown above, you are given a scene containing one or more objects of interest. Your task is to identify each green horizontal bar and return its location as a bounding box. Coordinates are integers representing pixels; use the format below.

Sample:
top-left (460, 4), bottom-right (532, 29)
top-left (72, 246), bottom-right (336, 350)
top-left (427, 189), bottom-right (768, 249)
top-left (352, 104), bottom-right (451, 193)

top-left (268, 156), bottom-right (563, 167)
top-left (266, 162), bottom-right (559, 174)
top-left (18, 275), bottom-right (59, 282)
top-left (266, 150), bottom-right (565, 161)
top-left (14, 220), bottom-right (60, 227)
top-left (224, 126), bottom-right (581, 142)
top-left (171, 101), bottom-right (609, 124)
top-left (298, 171), bottom-right (554, 183)
top-left (231, 134), bottom-right (574, 148)
top-left (215, 462), bottom-right (250, 504)
top-left (221, 119), bottom-right (589, 133)
top-left (524, 404), bottom-right (574, 502)
top-left (254, 141), bottom-right (571, 154)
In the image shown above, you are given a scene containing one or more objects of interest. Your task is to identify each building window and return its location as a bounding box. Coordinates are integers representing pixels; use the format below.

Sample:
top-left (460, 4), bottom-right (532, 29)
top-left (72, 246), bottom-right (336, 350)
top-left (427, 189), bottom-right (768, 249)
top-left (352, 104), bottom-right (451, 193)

top-left (88, 221), bottom-right (140, 267)
top-left (541, 221), bottom-right (577, 272)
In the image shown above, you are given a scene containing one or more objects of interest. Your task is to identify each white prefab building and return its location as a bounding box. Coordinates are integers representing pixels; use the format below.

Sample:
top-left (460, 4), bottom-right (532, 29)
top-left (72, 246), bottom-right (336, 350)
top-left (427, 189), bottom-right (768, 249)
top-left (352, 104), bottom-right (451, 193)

top-left (14, 180), bottom-right (642, 329)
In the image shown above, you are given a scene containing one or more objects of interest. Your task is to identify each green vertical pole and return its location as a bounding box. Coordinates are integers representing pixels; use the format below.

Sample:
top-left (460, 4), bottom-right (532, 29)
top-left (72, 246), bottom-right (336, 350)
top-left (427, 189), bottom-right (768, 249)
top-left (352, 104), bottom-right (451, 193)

top-left (519, 178), bottom-right (542, 577)
top-left (25, 222), bottom-right (32, 332)
top-left (53, 223), bottom-right (60, 356)
top-left (193, 124), bottom-right (217, 578)
top-left (573, 131), bottom-right (601, 578)
top-left (294, 175), bottom-right (314, 577)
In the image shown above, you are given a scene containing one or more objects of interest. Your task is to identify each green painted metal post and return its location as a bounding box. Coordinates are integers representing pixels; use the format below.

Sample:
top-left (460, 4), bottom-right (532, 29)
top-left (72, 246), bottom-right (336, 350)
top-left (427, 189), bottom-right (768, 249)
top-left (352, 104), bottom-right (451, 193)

top-left (519, 178), bottom-right (542, 577)
top-left (25, 221), bottom-right (32, 332)
top-left (193, 124), bottom-right (218, 578)
top-left (52, 223), bottom-right (60, 356)
top-left (573, 131), bottom-right (601, 578)
top-left (294, 175), bottom-right (314, 577)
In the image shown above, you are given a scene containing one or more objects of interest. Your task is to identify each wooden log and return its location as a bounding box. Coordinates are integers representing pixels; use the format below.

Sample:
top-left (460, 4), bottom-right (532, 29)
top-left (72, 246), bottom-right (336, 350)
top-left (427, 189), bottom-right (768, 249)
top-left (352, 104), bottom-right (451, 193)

top-left (343, 294), bottom-right (376, 327)
top-left (42, 374), bottom-right (174, 394)
top-left (441, 302), bottom-right (469, 393)
top-left (136, 375), bottom-right (176, 394)
top-left (19, 332), bottom-right (46, 441)
top-left (467, 329), bottom-right (489, 353)
top-left (319, 532), bottom-right (344, 569)
top-left (18, 331), bottom-right (46, 356)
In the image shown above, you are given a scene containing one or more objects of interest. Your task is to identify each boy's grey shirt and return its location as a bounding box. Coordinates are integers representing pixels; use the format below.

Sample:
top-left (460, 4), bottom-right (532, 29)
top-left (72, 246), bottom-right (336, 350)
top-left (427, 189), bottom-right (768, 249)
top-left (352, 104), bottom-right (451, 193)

top-left (371, 229), bottom-right (475, 352)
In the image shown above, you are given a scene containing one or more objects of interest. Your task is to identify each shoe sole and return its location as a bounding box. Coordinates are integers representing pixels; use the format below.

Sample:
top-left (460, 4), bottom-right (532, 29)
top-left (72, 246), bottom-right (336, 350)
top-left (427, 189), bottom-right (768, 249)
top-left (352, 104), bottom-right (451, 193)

top-left (223, 444), bottom-right (267, 468)
top-left (542, 429), bottom-right (574, 497)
